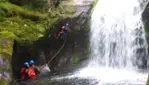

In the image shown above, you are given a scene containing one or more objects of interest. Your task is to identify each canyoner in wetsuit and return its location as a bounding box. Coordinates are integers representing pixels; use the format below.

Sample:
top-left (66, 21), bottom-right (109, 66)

top-left (20, 61), bottom-right (37, 80)
top-left (57, 30), bottom-right (67, 39)
top-left (29, 60), bottom-right (40, 75)
top-left (61, 23), bottom-right (71, 33)
top-left (25, 65), bottom-right (36, 80)
top-left (56, 23), bottom-right (71, 39)
top-left (20, 62), bottom-right (30, 80)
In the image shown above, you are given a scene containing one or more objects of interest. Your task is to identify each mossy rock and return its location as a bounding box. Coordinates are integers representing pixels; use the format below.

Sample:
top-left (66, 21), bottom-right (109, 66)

top-left (72, 56), bottom-right (88, 65)
top-left (0, 2), bottom-right (44, 21)
top-left (73, 56), bottom-right (80, 64)
top-left (0, 32), bottom-right (14, 60)
top-left (0, 31), bottom-right (15, 40)
top-left (145, 24), bottom-right (149, 52)
top-left (0, 1), bottom-right (73, 45)
top-left (0, 80), bottom-right (7, 85)
top-left (0, 9), bottom-right (6, 17)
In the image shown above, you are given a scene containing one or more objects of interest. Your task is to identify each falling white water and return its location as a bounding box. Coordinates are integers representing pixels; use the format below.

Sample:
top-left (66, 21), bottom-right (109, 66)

top-left (88, 0), bottom-right (148, 69)
top-left (78, 0), bottom-right (149, 84)
top-left (51, 0), bottom-right (149, 84)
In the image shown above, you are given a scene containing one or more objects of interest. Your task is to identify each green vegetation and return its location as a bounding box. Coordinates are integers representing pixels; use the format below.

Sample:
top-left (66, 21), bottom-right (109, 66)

top-left (0, 2), bottom-right (45, 45)
top-left (72, 55), bottom-right (88, 65)
top-left (73, 56), bottom-right (80, 64)
top-left (90, 0), bottom-right (98, 15)
top-left (0, 39), bottom-right (13, 60)
top-left (0, 2), bottom-right (44, 21)
top-left (145, 25), bottom-right (149, 52)
top-left (0, 80), bottom-right (7, 85)
top-left (147, 74), bottom-right (149, 85)
top-left (0, 1), bottom-right (73, 45)
top-left (87, 0), bottom-right (98, 31)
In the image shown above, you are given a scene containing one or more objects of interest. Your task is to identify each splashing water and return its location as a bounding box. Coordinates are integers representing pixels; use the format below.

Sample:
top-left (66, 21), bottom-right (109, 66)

top-left (88, 0), bottom-right (148, 69)
top-left (51, 0), bottom-right (149, 85)
top-left (81, 0), bottom-right (148, 84)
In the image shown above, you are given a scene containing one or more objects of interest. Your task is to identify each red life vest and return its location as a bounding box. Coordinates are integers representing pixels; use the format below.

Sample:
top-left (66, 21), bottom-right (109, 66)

top-left (26, 68), bottom-right (36, 79)
top-left (20, 68), bottom-right (26, 79)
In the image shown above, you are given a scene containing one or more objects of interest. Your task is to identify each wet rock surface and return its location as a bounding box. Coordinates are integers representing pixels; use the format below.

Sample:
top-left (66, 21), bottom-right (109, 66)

top-left (40, 78), bottom-right (98, 85)
top-left (142, 0), bottom-right (149, 68)
top-left (47, 0), bottom-right (94, 73)
top-left (0, 56), bottom-right (11, 83)
top-left (142, 0), bottom-right (149, 24)
top-left (17, 77), bottom-right (98, 85)
top-left (0, 38), bottom-right (13, 84)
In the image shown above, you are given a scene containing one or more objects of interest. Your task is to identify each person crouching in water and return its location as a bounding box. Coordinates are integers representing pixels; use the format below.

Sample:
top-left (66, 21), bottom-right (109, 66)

top-left (29, 60), bottom-right (40, 75)
top-left (20, 62), bottom-right (30, 80)
top-left (24, 60), bottom-right (37, 80)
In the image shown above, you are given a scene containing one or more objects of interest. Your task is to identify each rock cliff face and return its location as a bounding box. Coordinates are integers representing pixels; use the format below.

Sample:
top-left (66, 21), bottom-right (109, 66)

top-left (0, 38), bottom-right (13, 84)
top-left (142, 1), bottom-right (149, 25)
top-left (142, 1), bottom-right (149, 68)
top-left (142, 2), bottom-right (149, 84)
top-left (47, 0), bottom-right (95, 73)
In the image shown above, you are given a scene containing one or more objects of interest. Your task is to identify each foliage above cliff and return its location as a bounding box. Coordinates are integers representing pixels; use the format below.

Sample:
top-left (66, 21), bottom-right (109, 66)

top-left (0, 1), bottom-right (73, 45)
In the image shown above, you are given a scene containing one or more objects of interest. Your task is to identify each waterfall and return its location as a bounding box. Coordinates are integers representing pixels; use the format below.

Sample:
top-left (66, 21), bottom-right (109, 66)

top-left (88, 0), bottom-right (148, 69)
top-left (75, 0), bottom-right (149, 84)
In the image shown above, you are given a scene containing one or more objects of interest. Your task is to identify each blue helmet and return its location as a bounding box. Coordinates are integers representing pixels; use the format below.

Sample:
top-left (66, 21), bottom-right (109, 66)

top-left (24, 62), bottom-right (29, 66)
top-left (29, 60), bottom-right (34, 65)
top-left (66, 23), bottom-right (69, 26)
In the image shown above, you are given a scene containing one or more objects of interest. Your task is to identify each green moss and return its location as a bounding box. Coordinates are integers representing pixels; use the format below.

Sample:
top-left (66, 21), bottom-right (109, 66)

top-left (73, 56), bottom-right (80, 64)
top-left (0, 18), bottom-right (43, 44)
top-left (147, 74), bottom-right (149, 85)
top-left (0, 31), bottom-right (15, 39)
top-left (0, 39), bottom-right (14, 60)
top-left (87, 0), bottom-right (98, 31)
top-left (145, 25), bottom-right (149, 52)
top-left (0, 2), bottom-right (44, 21)
top-left (0, 80), bottom-right (7, 85)
top-left (72, 55), bottom-right (88, 65)
top-left (0, 1), bottom-right (73, 45)
top-left (90, 0), bottom-right (98, 15)
top-left (0, 2), bottom-right (46, 44)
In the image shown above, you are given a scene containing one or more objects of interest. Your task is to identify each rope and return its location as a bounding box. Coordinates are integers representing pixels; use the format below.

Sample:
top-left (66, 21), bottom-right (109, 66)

top-left (40, 37), bottom-right (67, 70)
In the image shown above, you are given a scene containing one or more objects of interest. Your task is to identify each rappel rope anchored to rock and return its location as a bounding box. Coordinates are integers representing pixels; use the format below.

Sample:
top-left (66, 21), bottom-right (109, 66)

top-left (40, 37), bottom-right (67, 71)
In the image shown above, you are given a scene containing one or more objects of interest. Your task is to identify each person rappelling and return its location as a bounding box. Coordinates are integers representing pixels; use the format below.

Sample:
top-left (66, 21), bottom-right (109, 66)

top-left (56, 23), bottom-right (71, 39)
